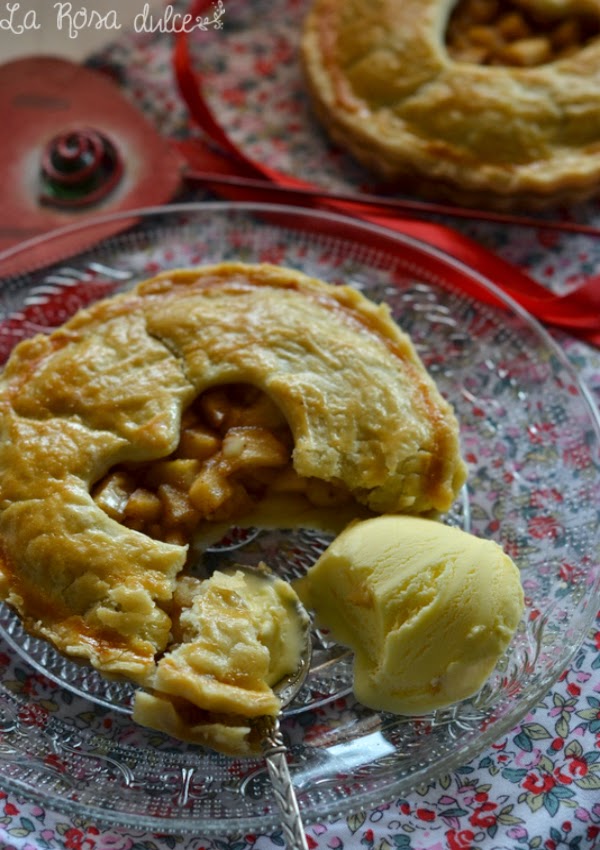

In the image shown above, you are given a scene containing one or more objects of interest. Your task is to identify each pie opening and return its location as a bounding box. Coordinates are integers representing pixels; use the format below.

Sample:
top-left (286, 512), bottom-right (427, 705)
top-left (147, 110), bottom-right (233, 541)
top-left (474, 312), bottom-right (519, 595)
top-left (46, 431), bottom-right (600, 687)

top-left (91, 382), bottom-right (353, 548)
top-left (445, 0), bottom-right (599, 66)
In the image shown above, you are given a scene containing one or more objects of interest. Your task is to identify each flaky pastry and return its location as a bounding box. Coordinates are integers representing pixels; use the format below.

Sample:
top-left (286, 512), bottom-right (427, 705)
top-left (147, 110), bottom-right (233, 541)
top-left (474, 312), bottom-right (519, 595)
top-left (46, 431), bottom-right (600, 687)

top-left (132, 567), bottom-right (308, 755)
top-left (301, 0), bottom-right (600, 208)
top-left (0, 262), bottom-right (466, 752)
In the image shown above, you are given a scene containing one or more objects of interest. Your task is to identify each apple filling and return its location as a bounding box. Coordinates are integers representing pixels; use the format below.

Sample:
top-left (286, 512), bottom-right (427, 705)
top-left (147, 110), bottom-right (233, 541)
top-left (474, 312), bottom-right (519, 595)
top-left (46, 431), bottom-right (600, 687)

top-left (92, 383), bottom-right (352, 546)
top-left (446, 0), bottom-right (599, 66)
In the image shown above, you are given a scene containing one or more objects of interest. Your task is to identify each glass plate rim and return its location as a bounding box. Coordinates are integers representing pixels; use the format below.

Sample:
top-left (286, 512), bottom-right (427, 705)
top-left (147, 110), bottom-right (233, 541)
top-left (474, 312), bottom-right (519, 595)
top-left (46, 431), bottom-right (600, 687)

top-left (3, 200), bottom-right (599, 444)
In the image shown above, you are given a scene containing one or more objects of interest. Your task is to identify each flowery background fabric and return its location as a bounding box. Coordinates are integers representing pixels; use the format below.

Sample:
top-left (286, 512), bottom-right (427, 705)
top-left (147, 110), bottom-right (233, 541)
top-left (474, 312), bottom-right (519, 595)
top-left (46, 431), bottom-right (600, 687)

top-left (1, 1), bottom-right (600, 848)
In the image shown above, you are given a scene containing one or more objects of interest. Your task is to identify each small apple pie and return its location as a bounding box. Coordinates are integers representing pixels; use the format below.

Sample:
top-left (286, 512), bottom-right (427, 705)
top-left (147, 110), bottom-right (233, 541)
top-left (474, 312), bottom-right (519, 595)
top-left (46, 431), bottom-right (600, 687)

top-left (301, 0), bottom-right (600, 208)
top-left (0, 262), bottom-right (466, 751)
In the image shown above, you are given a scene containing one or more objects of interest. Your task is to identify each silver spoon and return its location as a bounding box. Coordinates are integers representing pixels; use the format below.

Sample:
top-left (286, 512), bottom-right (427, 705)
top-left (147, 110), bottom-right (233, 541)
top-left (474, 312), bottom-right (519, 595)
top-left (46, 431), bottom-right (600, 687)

top-left (237, 568), bottom-right (313, 850)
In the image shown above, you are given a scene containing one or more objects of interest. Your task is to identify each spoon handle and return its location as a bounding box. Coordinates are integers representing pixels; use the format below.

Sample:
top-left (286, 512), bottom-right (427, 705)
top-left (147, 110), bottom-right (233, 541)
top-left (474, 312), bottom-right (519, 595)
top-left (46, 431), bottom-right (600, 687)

top-left (261, 717), bottom-right (309, 850)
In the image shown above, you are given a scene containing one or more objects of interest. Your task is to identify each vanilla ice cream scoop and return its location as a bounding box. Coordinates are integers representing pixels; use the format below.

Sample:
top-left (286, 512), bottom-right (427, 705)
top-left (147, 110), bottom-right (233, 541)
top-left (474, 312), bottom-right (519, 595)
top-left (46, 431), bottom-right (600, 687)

top-left (296, 515), bottom-right (524, 715)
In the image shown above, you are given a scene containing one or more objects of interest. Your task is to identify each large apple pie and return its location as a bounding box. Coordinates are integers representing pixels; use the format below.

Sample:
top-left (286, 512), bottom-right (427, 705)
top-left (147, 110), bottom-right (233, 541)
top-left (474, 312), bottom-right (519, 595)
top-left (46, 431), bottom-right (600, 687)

top-left (0, 262), bottom-right (467, 751)
top-left (301, 0), bottom-right (600, 208)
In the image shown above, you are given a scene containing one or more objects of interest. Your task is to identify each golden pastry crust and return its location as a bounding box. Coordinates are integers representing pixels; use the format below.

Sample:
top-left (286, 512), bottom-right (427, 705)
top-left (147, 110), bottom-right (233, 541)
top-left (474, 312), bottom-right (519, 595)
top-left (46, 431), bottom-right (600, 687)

top-left (132, 568), bottom-right (307, 755)
top-left (0, 262), bottom-right (466, 748)
top-left (301, 0), bottom-right (600, 208)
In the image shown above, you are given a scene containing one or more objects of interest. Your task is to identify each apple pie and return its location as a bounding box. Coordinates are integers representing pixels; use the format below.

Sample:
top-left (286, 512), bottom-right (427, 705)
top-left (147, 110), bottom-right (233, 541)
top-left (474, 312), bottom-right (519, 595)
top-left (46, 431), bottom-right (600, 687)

top-left (301, 0), bottom-right (600, 208)
top-left (0, 262), bottom-right (466, 751)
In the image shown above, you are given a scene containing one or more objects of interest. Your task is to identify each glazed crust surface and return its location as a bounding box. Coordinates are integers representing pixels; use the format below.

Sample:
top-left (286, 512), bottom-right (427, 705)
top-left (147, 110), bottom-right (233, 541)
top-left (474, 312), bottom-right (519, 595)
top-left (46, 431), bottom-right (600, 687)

top-left (0, 262), bottom-right (466, 702)
top-left (301, 0), bottom-right (600, 207)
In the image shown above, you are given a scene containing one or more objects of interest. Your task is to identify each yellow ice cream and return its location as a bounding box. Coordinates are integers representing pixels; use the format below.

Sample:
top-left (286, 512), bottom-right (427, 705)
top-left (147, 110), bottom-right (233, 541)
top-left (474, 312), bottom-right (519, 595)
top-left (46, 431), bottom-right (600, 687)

top-left (297, 515), bottom-right (524, 715)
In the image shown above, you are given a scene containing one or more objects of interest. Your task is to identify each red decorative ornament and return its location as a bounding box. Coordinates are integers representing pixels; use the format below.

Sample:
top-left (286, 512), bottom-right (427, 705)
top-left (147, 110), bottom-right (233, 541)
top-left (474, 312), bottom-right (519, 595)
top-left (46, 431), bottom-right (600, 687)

top-left (39, 128), bottom-right (123, 208)
top-left (0, 56), bottom-right (184, 276)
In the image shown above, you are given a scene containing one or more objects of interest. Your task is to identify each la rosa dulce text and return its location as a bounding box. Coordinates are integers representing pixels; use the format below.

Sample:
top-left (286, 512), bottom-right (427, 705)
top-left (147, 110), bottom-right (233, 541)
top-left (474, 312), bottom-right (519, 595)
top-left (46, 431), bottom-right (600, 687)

top-left (0, 1), bottom-right (225, 38)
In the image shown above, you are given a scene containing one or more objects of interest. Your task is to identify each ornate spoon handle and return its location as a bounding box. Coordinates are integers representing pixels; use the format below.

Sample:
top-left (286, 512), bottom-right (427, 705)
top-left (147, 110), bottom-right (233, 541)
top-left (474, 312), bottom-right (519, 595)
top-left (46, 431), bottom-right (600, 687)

top-left (261, 717), bottom-right (308, 850)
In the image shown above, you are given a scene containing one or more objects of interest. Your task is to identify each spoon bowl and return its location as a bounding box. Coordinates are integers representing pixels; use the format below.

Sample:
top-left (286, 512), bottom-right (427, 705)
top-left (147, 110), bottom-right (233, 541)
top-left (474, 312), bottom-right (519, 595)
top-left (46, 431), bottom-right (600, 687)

top-left (225, 565), bottom-right (313, 850)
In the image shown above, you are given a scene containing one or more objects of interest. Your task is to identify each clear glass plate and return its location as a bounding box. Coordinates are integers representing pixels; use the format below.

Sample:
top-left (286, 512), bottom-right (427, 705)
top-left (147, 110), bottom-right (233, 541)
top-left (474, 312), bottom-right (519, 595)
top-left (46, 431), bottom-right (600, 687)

top-left (0, 202), bottom-right (598, 835)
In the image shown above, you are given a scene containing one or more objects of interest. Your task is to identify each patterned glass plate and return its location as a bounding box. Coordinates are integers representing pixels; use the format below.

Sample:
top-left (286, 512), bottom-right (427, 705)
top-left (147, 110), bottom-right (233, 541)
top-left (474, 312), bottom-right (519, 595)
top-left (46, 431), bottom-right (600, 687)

top-left (0, 203), bottom-right (598, 836)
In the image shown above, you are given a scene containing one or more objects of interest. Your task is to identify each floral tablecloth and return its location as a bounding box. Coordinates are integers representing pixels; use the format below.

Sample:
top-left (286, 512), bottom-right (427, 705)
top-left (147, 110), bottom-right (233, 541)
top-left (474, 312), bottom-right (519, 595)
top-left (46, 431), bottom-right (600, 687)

top-left (1, 2), bottom-right (600, 848)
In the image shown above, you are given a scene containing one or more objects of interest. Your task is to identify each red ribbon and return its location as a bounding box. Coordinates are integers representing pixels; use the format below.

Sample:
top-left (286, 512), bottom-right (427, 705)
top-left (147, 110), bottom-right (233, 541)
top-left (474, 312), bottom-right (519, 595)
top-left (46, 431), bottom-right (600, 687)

top-left (173, 1), bottom-right (600, 345)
